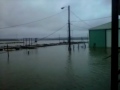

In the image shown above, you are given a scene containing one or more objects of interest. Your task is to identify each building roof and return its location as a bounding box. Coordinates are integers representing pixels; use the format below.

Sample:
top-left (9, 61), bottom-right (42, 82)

top-left (89, 19), bottom-right (120, 30)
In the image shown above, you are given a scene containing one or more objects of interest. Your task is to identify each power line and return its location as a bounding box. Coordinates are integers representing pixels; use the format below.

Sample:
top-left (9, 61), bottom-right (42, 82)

top-left (71, 23), bottom-right (89, 29)
top-left (39, 23), bottom-right (67, 40)
top-left (71, 16), bottom-right (111, 22)
top-left (70, 10), bottom-right (93, 28)
top-left (71, 29), bottom-right (89, 32)
top-left (0, 10), bottom-right (67, 30)
top-left (30, 23), bottom-right (67, 44)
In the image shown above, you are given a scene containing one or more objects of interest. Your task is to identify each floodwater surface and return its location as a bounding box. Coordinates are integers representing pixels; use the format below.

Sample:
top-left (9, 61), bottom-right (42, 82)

top-left (0, 44), bottom-right (119, 90)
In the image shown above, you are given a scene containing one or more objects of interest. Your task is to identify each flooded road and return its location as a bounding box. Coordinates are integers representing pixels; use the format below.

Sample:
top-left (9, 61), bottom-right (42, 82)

top-left (0, 44), bottom-right (119, 90)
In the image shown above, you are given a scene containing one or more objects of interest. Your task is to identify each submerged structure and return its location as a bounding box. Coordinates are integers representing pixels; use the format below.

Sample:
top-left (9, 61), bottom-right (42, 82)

top-left (89, 19), bottom-right (120, 48)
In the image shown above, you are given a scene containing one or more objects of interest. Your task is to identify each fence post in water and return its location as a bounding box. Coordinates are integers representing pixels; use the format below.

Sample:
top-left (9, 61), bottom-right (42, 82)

top-left (7, 44), bottom-right (9, 58)
top-left (25, 38), bottom-right (26, 46)
top-left (27, 51), bottom-right (29, 55)
top-left (73, 45), bottom-right (74, 51)
top-left (84, 43), bottom-right (86, 48)
top-left (26, 38), bottom-right (27, 46)
top-left (23, 38), bottom-right (24, 46)
top-left (31, 38), bottom-right (32, 45)
top-left (78, 44), bottom-right (79, 49)
top-left (35, 38), bottom-right (37, 45)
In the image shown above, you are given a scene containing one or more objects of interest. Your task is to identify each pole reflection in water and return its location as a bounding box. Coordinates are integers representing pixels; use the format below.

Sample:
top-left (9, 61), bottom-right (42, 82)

top-left (84, 43), bottom-right (86, 48)
top-left (23, 49), bottom-right (30, 55)
top-left (7, 53), bottom-right (10, 64)
top-left (104, 48), bottom-right (108, 54)
top-left (66, 50), bottom-right (74, 89)
top-left (66, 50), bottom-right (81, 89)
top-left (7, 44), bottom-right (10, 64)
top-left (78, 44), bottom-right (79, 51)
top-left (72, 45), bottom-right (74, 52)
top-left (27, 51), bottom-right (30, 55)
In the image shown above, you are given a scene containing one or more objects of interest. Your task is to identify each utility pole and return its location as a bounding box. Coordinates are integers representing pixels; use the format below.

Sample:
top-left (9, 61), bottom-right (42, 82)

top-left (61, 5), bottom-right (71, 51)
top-left (68, 5), bottom-right (71, 51)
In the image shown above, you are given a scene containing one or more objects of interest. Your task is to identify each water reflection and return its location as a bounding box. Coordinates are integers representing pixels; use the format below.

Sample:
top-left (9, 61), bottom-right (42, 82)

top-left (35, 48), bottom-right (38, 54)
top-left (24, 50), bottom-right (30, 55)
top-left (7, 52), bottom-right (10, 64)
top-left (27, 51), bottom-right (30, 55)
top-left (68, 50), bottom-right (72, 63)
top-left (23, 49), bottom-right (28, 54)
top-left (0, 45), bottom-right (113, 90)
top-left (80, 44), bottom-right (86, 49)
top-left (72, 45), bottom-right (74, 52)
top-left (89, 48), bottom-right (111, 58)
top-left (78, 44), bottom-right (79, 51)
top-left (104, 48), bottom-right (107, 54)
top-left (66, 50), bottom-right (74, 89)
top-left (88, 48), bottom-right (111, 90)
top-left (65, 50), bottom-right (81, 89)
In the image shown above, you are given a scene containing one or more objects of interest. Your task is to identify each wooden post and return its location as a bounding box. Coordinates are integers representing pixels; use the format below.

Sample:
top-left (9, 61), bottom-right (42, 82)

top-left (78, 44), bottom-right (79, 49)
top-left (7, 44), bottom-right (9, 58)
top-left (23, 38), bottom-right (24, 46)
top-left (26, 38), bottom-right (27, 46)
top-left (29, 38), bottom-right (30, 46)
top-left (31, 38), bottom-right (32, 45)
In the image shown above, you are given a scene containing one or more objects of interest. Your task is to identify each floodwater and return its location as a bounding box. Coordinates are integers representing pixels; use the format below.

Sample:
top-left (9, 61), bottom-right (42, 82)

top-left (0, 42), bottom-right (120, 90)
top-left (0, 40), bottom-right (88, 47)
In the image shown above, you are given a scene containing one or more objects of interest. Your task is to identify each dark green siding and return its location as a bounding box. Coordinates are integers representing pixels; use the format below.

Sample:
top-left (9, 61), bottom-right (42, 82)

top-left (89, 30), bottom-right (106, 47)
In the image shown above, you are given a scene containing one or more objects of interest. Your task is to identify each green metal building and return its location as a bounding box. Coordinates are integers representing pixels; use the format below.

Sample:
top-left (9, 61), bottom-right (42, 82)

top-left (89, 20), bottom-right (120, 48)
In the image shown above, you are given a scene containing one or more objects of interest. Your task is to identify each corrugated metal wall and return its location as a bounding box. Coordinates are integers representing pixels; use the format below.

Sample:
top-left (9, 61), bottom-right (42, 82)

top-left (106, 29), bottom-right (120, 47)
top-left (89, 30), bottom-right (106, 47)
top-left (89, 20), bottom-right (120, 48)
top-left (89, 29), bottom-right (120, 48)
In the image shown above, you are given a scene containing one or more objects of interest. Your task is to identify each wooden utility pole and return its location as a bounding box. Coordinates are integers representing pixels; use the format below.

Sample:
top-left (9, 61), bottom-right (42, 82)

top-left (61, 6), bottom-right (71, 51)
top-left (68, 5), bottom-right (71, 51)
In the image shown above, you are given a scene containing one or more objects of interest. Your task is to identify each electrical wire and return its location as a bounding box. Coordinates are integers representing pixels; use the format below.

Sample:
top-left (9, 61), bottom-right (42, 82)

top-left (71, 23), bottom-right (89, 29)
top-left (70, 10), bottom-right (93, 28)
top-left (71, 16), bottom-right (111, 22)
top-left (39, 23), bottom-right (67, 40)
top-left (0, 10), bottom-right (67, 30)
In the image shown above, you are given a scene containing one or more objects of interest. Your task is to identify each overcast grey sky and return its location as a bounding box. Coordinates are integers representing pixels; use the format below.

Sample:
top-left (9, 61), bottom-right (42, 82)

top-left (0, 0), bottom-right (111, 38)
